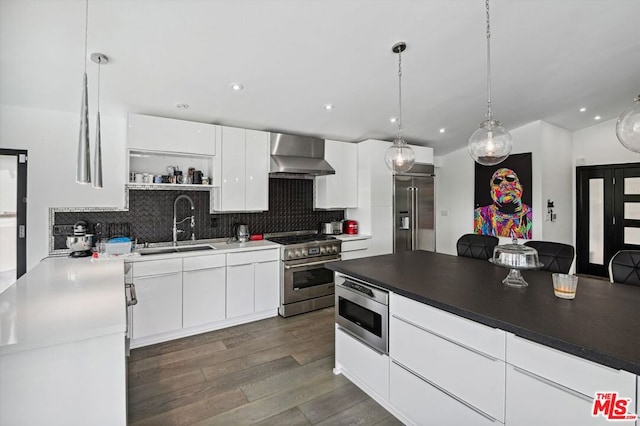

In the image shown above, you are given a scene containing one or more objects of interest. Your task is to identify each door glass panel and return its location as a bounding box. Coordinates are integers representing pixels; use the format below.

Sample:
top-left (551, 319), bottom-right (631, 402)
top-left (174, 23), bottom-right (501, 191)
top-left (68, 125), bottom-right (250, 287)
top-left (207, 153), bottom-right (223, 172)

top-left (624, 227), bottom-right (640, 245)
top-left (624, 202), bottom-right (640, 220)
top-left (589, 179), bottom-right (604, 265)
top-left (0, 155), bottom-right (17, 289)
top-left (624, 177), bottom-right (640, 195)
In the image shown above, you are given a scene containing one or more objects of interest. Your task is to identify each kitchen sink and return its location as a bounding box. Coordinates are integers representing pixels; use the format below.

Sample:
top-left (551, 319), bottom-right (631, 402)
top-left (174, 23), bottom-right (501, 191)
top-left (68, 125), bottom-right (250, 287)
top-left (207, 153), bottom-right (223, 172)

top-left (138, 245), bottom-right (215, 256)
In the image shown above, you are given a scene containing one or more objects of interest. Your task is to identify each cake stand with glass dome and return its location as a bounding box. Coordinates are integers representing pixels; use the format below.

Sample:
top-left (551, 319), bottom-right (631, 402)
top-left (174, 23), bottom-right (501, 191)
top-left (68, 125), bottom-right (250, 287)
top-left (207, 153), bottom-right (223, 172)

top-left (489, 238), bottom-right (544, 287)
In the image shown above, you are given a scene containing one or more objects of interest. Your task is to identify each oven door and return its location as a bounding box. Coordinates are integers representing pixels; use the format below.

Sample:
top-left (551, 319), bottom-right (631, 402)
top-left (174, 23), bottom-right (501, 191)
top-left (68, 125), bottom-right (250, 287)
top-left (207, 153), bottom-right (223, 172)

top-left (282, 255), bottom-right (341, 304)
top-left (335, 279), bottom-right (389, 354)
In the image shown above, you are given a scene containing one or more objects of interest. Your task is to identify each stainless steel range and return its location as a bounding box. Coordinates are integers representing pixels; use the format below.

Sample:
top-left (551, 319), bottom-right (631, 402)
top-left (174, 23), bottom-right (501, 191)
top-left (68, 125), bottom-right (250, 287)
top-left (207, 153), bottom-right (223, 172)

top-left (267, 234), bottom-right (342, 317)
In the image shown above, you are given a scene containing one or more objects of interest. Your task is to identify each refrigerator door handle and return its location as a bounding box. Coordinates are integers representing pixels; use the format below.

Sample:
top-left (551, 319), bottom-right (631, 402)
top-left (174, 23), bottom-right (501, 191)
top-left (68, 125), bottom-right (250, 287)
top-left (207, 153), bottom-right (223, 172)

top-left (410, 186), bottom-right (419, 250)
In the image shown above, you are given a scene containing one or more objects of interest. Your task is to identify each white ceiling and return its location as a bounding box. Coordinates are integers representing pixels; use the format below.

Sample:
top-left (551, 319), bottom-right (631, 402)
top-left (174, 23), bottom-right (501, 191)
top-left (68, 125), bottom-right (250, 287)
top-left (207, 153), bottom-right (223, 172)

top-left (1, 0), bottom-right (639, 156)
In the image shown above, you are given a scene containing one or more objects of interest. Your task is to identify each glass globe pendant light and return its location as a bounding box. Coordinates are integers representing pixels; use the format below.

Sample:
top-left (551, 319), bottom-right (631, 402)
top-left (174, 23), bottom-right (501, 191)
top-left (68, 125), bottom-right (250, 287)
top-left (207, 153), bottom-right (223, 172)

top-left (385, 41), bottom-right (415, 174)
top-left (468, 0), bottom-right (512, 166)
top-left (616, 95), bottom-right (640, 153)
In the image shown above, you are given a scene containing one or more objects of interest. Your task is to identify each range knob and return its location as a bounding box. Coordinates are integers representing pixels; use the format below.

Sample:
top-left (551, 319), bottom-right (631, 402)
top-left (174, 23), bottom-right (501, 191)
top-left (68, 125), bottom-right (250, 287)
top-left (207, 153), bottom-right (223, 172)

top-left (320, 247), bottom-right (327, 255)
top-left (301, 249), bottom-right (308, 257)
top-left (287, 251), bottom-right (295, 259)
top-left (333, 245), bottom-right (340, 253)
top-left (294, 250), bottom-right (302, 258)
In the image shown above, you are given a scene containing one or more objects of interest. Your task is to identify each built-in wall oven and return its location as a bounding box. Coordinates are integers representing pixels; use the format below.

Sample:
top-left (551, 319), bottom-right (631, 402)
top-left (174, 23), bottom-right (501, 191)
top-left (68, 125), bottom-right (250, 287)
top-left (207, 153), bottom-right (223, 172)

top-left (335, 273), bottom-right (389, 354)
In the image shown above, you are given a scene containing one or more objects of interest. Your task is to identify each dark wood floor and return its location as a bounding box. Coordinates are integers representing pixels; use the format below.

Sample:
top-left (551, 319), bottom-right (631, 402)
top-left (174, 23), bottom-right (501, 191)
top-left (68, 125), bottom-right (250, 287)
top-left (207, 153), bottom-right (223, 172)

top-left (127, 307), bottom-right (402, 425)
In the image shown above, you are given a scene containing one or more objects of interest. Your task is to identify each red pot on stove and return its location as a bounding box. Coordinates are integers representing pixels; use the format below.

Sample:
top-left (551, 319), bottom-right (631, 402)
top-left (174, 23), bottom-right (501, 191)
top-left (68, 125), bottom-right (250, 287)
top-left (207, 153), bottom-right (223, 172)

top-left (343, 220), bottom-right (359, 235)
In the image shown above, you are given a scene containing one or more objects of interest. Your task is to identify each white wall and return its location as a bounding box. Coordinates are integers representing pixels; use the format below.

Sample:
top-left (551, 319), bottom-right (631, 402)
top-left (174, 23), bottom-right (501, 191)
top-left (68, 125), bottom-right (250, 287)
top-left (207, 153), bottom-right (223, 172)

top-left (0, 105), bottom-right (126, 270)
top-left (435, 120), bottom-right (573, 255)
top-left (573, 118), bottom-right (640, 166)
top-left (540, 122), bottom-right (573, 243)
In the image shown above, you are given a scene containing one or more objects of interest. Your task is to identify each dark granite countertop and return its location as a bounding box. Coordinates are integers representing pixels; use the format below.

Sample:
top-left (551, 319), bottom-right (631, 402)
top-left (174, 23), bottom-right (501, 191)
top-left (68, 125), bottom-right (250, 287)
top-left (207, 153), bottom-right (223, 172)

top-left (328, 250), bottom-right (640, 375)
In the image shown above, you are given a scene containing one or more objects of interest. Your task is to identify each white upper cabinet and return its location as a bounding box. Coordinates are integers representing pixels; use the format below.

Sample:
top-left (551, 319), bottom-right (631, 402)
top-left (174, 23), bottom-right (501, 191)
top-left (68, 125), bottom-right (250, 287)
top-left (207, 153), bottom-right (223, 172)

top-left (213, 126), bottom-right (269, 212)
top-left (315, 140), bottom-right (358, 209)
top-left (127, 113), bottom-right (215, 155)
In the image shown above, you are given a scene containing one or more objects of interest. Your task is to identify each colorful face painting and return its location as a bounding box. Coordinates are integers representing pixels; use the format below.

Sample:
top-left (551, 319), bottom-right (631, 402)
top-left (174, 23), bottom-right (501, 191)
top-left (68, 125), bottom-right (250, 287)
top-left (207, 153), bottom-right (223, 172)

top-left (474, 168), bottom-right (532, 238)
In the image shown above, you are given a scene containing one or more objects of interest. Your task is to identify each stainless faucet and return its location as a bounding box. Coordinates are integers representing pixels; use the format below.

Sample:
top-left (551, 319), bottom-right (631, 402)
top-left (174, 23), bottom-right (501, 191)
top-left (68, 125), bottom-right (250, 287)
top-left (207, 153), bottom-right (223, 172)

top-left (173, 195), bottom-right (195, 246)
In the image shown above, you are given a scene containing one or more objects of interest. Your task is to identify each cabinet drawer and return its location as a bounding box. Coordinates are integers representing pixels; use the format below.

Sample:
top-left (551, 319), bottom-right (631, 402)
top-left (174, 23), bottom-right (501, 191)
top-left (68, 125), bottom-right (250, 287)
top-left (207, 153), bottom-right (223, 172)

top-left (342, 239), bottom-right (369, 252)
top-left (336, 326), bottom-right (389, 400)
top-left (506, 364), bottom-right (617, 426)
top-left (183, 253), bottom-right (226, 271)
top-left (507, 333), bottom-right (636, 399)
top-left (390, 362), bottom-right (501, 426)
top-left (132, 258), bottom-right (182, 277)
top-left (391, 316), bottom-right (505, 422)
top-left (390, 293), bottom-right (505, 360)
top-left (227, 249), bottom-right (279, 266)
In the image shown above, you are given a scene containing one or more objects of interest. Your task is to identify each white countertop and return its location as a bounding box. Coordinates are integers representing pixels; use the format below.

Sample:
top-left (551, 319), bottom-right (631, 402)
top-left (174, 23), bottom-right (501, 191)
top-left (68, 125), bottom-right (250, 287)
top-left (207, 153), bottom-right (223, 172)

top-left (0, 256), bottom-right (126, 356)
top-left (123, 239), bottom-right (281, 263)
top-left (335, 234), bottom-right (371, 241)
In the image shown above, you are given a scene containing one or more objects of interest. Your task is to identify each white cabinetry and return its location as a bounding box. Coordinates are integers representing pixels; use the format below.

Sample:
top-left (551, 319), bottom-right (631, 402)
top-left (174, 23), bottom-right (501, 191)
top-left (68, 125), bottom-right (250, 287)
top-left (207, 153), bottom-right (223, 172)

top-left (212, 126), bottom-right (269, 212)
top-left (126, 113), bottom-right (215, 190)
top-left (335, 326), bottom-right (389, 401)
top-left (127, 113), bottom-right (215, 155)
top-left (505, 334), bottom-right (637, 426)
top-left (390, 293), bottom-right (506, 423)
top-left (338, 236), bottom-right (370, 260)
top-left (315, 140), bottom-right (358, 209)
top-left (131, 258), bottom-right (183, 340)
top-left (390, 362), bottom-right (497, 426)
top-left (182, 254), bottom-right (226, 328)
top-left (226, 249), bottom-right (280, 318)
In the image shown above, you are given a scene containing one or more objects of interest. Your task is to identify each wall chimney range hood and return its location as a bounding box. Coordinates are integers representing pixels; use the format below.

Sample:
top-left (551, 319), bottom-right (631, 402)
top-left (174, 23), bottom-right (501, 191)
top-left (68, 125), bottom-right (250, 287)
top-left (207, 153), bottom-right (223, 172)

top-left (269, 133), bottom-right (335, 177)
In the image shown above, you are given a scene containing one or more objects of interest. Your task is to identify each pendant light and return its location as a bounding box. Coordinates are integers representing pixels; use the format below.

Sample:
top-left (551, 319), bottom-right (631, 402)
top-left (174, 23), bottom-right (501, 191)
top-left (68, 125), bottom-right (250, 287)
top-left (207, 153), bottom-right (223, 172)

top-left (76, 0), bottom-right (91, 184)
top-left (91, 53), bottom-right (108, 189)
top-left (616, 95), bottom-right (640, 153)
top-left (385, 41), bottom-right (416, 174)
top-left (468, 0), bottom-right (512, 166)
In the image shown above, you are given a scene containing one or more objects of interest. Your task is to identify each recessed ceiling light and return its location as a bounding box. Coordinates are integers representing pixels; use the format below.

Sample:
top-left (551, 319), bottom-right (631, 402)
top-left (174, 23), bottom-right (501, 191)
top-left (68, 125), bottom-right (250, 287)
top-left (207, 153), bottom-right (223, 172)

top-left (579, 107), bottom-right (587, 112)
top-left (390, 117), bottom-right (398, 123)
top-left (439, 128), bottom-right (446, 133)
top-left (594, 115), bottom-right (602, 120)
top-left (324, 104), bottom-right (334, 110)
top-left (176, 103), bottom-right (189, 110)
top-left (230, 83), bottom-right (244, 91)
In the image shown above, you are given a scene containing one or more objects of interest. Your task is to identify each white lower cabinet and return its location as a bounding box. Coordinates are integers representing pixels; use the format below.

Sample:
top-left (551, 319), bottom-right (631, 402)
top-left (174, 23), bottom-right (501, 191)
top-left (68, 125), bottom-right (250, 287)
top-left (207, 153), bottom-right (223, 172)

top-left (132, 271), bottom-right (183, 339)
top-left (335, 327), bottom-right (389, 400)
top-left (226, 249), bottom-right (280, 318)
top-left (130, 247), bottom-right (280, 347)
top-left (390, 362), bottom-right (499, 426)
top-left (505, 333), bottom-right (637, 426)
top-left (182, 254), bottom-right (226, 328)
top-left (254, 260), bottom-right (280, 312)
top-left (226, 263), bottom-right (255, 318)
top-left (506, 364), bottom-right (613, 426)
top-left (339, 237), bottom-right (370, 260)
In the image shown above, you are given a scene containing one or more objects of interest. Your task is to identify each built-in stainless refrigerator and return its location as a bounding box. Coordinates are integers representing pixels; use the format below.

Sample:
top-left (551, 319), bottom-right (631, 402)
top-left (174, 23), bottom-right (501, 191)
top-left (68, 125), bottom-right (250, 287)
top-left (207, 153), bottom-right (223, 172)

top-left (393, 163), bottom-right (435, 252)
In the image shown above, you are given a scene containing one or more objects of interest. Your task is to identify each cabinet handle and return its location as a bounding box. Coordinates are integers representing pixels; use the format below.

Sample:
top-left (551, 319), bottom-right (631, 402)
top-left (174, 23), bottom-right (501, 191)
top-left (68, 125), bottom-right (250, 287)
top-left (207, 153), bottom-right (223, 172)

top-left (135, 271), bottom-right (180, 279)
top-left (392, 315), bottom-right (500, 362)
top-left (125, 283), bottom-right (138, 306)
top-left (284, 258), bottom-right (341, 269)
top-left (510, 365), bottom-right (593, 403)
top-left (392, 360), bottom-right (499, 423)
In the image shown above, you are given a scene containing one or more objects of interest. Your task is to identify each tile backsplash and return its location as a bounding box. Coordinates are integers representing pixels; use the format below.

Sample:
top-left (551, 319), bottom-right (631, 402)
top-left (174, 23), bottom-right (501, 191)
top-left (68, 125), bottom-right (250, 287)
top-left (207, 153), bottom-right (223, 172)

top-left (53, 178), bottom-right (344, 249)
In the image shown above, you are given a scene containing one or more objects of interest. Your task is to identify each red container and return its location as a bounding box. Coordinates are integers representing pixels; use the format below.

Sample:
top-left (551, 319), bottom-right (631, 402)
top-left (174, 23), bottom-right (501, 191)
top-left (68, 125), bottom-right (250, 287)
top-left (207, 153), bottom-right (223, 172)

top-left (343, 220), bottom-right (359, 235)
top-left (249, 234), bottom-right (264, 241)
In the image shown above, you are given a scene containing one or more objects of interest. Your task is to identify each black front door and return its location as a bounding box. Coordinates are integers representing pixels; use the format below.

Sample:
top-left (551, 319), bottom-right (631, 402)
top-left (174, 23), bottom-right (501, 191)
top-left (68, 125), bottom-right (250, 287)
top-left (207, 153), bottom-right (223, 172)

top-left (0, 149), bottom-right (28, 287)
top-left (576, 163), bottom-right (640, 277)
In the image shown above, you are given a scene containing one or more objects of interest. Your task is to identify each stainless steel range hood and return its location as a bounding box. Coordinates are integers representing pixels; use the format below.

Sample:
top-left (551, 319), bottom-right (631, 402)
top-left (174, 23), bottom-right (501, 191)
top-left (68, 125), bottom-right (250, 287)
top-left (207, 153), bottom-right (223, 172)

top-left (270, 133), bottom-right (335, 177)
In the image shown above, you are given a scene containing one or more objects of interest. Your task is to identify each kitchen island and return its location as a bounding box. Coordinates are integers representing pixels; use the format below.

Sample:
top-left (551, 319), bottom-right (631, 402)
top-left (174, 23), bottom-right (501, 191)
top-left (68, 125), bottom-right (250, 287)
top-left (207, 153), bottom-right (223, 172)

top-left (0, 256), bottom-right (127, 426)
top-left (328, 250), bottom-right (640, 425)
